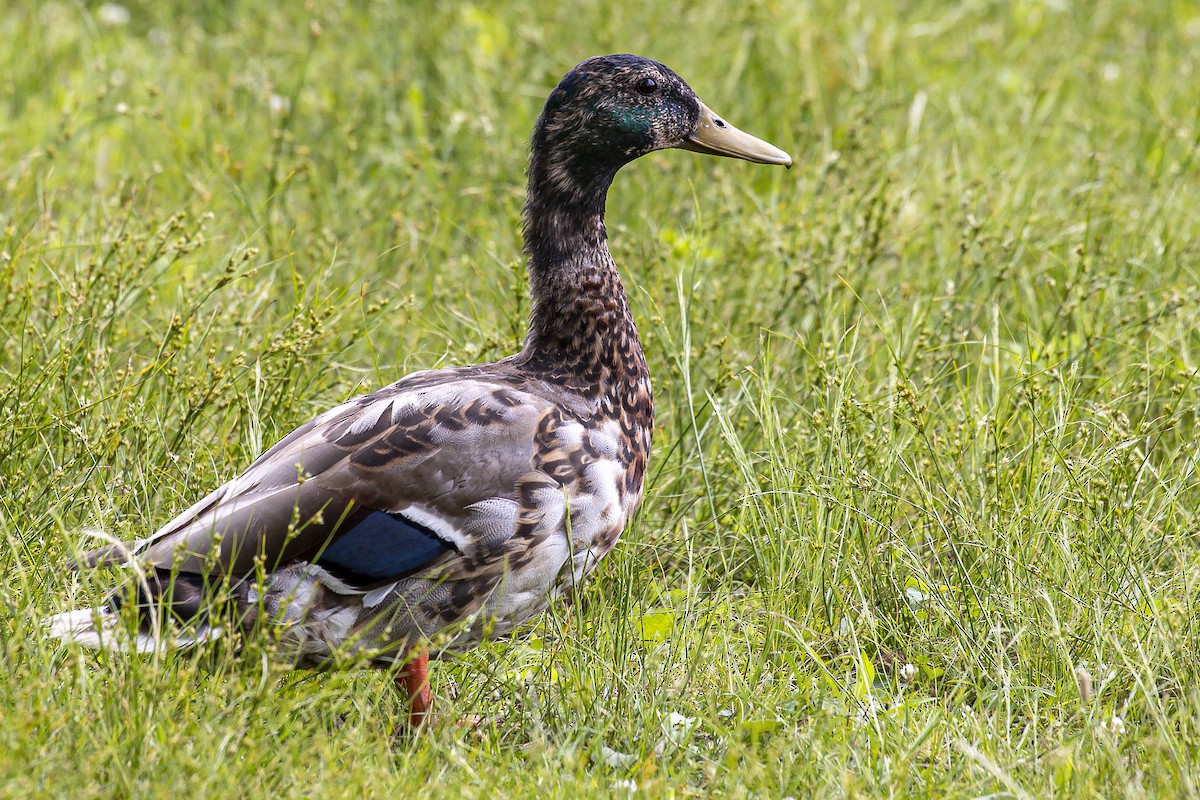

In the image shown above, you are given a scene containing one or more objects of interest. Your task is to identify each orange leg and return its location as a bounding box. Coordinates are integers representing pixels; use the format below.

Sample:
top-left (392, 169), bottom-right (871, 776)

top-left (395, 647), bottom-right (433, 730)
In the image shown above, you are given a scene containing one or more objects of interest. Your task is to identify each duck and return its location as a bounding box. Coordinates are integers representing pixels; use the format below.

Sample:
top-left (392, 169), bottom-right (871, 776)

top-left (47, 54), bottom-right (791, 729)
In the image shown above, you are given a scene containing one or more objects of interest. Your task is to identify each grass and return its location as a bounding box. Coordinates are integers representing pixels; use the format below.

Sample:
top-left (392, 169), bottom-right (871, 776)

top-left (4, 0), bottom-right (1200, 796)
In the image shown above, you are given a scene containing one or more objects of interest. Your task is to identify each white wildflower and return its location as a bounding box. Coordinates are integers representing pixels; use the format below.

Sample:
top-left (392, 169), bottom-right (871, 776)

top-left (597, 746), bottom-right (636, 768)
top-left (899, 663), bottom-right (917, 683)
top-left (1100, 714), bottom-right (1125, 736)
top-left (854, 696), bottom-right (883, 727)
top-left (663, 711), bottom-right (695, 743)
top-left (97, 3), bottom-right (130, 26)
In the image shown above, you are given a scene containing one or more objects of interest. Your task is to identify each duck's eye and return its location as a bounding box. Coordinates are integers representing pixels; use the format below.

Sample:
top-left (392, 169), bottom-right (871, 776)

top-left (635, 77), bottom-right (658, 96)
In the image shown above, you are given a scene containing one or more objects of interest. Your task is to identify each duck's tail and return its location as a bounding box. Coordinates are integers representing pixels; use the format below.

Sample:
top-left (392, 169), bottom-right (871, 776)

top-left (44, 605), bottom-right (223, 653)
top-left (47, 530), bottom-right (371, 660)
top-left (47, 532), bottom-right (227, 653)
top-left (46, 527), bottom-right (230, 652)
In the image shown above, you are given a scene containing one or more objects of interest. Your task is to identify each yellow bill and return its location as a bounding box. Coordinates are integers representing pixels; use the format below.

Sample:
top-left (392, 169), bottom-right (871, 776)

top-left (679, 101), bottom-right (792, 168)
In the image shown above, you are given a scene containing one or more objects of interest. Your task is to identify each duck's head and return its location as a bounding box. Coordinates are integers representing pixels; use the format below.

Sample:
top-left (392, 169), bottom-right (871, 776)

top-left (530, 55), bottom-right (791, 202)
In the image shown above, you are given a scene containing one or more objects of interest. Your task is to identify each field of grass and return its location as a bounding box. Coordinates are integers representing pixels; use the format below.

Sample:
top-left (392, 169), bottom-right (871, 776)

top-left (4, 0), bottom-right (1200, 796)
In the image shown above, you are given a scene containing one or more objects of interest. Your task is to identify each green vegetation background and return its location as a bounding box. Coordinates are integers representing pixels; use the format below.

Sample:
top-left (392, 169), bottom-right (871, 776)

top-left (3, 0), bottom-right (1200, 796)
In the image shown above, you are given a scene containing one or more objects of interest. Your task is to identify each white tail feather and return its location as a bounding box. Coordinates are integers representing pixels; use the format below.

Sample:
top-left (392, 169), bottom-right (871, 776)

top-left (45, 607), bottom-right (223, 654)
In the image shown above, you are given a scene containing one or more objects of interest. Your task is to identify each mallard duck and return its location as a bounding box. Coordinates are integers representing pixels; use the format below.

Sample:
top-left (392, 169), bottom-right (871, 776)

top-left (47, 54), bottom-right (791, 728)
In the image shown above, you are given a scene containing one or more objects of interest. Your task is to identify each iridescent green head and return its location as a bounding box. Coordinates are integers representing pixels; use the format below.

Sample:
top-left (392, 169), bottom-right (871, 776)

top-left (530, 54), bottom-right (790, 198)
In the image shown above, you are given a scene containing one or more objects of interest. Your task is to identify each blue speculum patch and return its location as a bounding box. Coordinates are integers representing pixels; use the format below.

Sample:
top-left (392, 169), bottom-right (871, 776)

top-left (315, 510), bottom-right (453, 583)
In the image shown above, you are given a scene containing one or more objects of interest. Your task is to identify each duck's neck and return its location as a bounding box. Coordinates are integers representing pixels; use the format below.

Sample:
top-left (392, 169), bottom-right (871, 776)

top-left (519, 151), bottom-right (647, 397)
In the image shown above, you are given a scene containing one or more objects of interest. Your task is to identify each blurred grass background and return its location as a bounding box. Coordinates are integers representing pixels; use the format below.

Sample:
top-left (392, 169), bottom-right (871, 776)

top-left (4, 0), bottom-right (1200, 796)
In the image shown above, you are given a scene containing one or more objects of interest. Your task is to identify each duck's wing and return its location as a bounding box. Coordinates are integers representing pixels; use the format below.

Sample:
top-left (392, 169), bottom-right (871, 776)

top-left (83, 371), bottom-right (567, 589)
